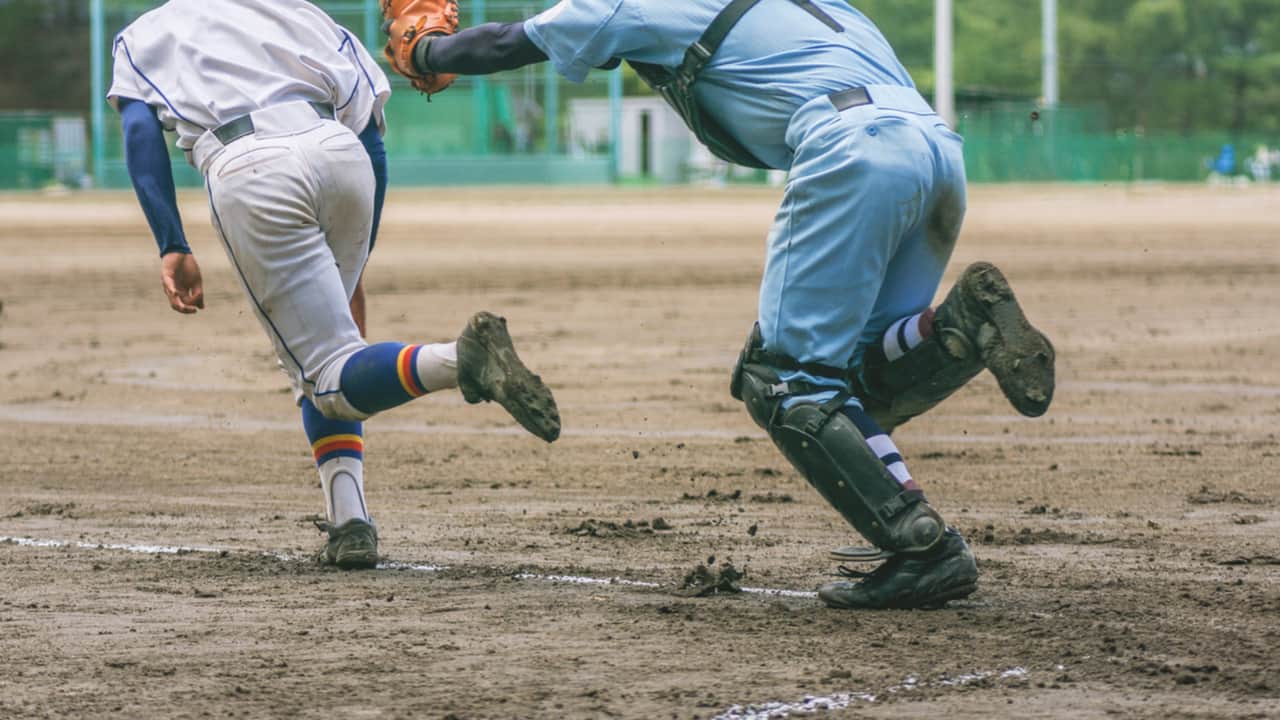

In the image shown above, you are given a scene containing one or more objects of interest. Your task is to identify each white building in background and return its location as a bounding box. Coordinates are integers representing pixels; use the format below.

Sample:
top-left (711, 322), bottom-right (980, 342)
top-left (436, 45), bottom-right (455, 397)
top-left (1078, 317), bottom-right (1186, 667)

top-left (567, 96), bottom-right (786, 186)
top-left (568, 97), bottom-right (692, 183)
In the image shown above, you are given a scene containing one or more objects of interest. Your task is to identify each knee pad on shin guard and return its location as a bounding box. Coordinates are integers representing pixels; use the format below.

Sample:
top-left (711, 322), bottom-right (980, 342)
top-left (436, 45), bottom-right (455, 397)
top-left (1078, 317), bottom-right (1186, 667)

top-left (855, 326), bottom-right (983, 433)
top-left (855, 262), bottom-right (1054, 432)
top-left (737, 363), bottom-right (944, 554)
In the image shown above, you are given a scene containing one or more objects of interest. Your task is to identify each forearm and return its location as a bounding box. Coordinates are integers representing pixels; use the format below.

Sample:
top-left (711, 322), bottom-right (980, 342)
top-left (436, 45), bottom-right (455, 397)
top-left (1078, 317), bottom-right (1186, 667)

top-left (358, 117), bottom-right (387, 253)
top-left (417, 22), bottom-right (547, 76)
top-left (119, 98), bottom-right (189, 256)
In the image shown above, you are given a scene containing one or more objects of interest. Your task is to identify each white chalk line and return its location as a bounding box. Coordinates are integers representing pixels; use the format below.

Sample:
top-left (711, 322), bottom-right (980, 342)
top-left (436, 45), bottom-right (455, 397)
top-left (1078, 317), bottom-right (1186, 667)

top-left (0, 535), bottom-right (817, 599)
top-left (5, 535), bottom-right (1039, 715)
top-left (714, 667), bottom-right (1031, 719)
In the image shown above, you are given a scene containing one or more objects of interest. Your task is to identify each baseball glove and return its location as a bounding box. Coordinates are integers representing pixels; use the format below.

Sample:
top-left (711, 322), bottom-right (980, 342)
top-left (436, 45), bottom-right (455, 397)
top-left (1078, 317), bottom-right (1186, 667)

top-left (382, 0), bottom-right (460, 96)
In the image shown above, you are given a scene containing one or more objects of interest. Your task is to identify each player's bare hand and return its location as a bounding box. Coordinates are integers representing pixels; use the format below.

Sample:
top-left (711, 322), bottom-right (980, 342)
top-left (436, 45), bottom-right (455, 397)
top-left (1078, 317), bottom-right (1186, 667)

top-left (161, 252), bottom-right (205, 314)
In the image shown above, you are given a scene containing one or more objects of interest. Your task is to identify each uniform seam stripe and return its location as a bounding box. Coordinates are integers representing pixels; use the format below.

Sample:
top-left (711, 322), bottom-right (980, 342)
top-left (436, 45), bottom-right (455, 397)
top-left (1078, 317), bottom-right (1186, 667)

top-left (337, 31), bottom-right (377, 110)
top-left (115, 38), bottom-right (202, 127)
top-left (205, 184), bottom-right (314, 386)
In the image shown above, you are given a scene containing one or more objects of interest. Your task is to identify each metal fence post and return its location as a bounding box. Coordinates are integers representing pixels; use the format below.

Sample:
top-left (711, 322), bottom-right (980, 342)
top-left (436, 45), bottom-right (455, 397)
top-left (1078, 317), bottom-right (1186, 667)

top-left (472, 0), bottom-right (491, 155)
top-left (90, 0), bottom-right (105, 187)
top-left (608, 65), bottom-right (622, 182)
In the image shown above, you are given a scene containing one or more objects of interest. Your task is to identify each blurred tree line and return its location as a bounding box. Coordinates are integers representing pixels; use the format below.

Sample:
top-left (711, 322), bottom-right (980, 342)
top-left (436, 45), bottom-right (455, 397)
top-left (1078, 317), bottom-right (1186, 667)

top-left (0, 0), bottom-right (89, 112)
top-left (858, 0), bottom-right (1280, 133)
top-left (1, 0), bottom-right (1278, 132)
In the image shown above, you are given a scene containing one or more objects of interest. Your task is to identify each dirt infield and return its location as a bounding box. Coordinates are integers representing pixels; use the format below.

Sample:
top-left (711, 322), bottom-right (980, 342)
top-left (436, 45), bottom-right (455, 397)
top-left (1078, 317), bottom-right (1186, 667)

top-left (1, 185), bottom-right (1277, 719)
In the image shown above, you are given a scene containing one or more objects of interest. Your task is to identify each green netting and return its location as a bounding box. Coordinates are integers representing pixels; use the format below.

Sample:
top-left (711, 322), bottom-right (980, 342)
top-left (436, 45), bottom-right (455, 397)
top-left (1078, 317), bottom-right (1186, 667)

top-left (48, 2), bottom-right (1280, 188)
top-left (955, 104), bottom-right (1278, 182)
top-left (0, 112), bottom-right (89, 190)
top-left (0, 115), bottom-right (53, 189)
top-left (88, 0), bottom-right (614, 188)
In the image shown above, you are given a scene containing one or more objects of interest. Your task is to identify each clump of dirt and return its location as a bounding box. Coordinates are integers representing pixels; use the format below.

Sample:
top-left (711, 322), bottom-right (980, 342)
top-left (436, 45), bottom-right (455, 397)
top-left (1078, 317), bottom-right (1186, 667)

top-left (676, 561), bottom-right (744, 597)
top-left (967, 525), bottom-right (1117, 546)
top-left (1186, 485), bottom-right (1267, 505)
top-left (1231, 514), bottom-right (1265, 525)
top-left (6, 502), bottom-right (79, 519)
top-left (1151, 445), bottom-right (1203, 457)
top-left (749, 492), bottom-right (795, 504)
top-left (564, 518), bottom-right (674, 538)
top-left (1216, 555), bottom-right (1280, 566)
top-left (680, 489), bottom-right (743, 502)
top-left (1024, 505), bottom-right (1085, 519)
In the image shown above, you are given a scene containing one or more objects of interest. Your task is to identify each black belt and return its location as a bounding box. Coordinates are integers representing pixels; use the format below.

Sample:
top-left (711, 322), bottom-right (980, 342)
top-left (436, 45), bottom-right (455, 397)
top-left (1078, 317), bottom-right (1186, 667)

top-left (212, 101), bottom-right (336, 145)
top-left (829, 87), bottom-right (873, 111)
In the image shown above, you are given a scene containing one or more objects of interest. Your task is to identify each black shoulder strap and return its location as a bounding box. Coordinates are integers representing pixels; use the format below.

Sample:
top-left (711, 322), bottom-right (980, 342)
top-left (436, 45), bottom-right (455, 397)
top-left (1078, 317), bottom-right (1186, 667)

top-left (790, 0), bottom-right (844, 32)
top-left (676, 0), bottom-right (767, 82)
top-left (677, 0), bottom-right (845, 81)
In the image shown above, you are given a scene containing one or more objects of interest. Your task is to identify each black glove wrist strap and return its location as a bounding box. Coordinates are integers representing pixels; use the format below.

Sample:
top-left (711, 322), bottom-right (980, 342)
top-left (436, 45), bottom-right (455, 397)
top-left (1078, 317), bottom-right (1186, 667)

top-left (412, 36), bottom-right (434, 74)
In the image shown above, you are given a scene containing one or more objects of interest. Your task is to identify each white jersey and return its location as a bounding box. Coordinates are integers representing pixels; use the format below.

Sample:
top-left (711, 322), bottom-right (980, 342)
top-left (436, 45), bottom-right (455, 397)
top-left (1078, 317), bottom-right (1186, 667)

top-left (108, 0), bottom-right (390, 151)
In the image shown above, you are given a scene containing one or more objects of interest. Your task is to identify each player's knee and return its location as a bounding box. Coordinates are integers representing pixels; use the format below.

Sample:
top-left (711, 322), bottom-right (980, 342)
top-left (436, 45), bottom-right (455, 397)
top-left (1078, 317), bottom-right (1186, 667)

top-left (311, 389), bottom-right (370, 422)
top-left (310, 347), bottom-right (372, 422)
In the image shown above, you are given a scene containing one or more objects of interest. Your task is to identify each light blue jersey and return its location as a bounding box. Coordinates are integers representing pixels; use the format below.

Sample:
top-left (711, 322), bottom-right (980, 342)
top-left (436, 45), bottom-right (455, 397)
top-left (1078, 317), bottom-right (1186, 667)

top-left (526, 0), bottom-right (913, 169)
top-left (531, 0), bottom-right (965, 397)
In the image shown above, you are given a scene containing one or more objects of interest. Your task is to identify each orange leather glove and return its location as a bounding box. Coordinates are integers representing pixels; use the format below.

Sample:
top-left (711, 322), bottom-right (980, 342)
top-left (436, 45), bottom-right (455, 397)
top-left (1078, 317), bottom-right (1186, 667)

top-left (382, 0), bottom-right (460, 96)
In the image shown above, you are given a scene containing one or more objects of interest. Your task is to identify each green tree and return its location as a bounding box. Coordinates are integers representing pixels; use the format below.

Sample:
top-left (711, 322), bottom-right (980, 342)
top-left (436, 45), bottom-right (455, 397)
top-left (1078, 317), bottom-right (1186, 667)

top-left (0, 0), bottom-right (90, 111)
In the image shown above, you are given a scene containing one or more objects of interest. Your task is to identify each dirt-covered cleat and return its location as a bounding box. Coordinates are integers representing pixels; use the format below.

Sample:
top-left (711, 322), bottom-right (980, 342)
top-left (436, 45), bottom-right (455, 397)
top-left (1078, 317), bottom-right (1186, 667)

top-left (818, 529), bottom-right (978, 609)
top-left (457, 311), bottom-right (561, 442)
top-left (315, 518), bottom-right (379, 570)
top-left (947, 261), bottom-right (1055, 417)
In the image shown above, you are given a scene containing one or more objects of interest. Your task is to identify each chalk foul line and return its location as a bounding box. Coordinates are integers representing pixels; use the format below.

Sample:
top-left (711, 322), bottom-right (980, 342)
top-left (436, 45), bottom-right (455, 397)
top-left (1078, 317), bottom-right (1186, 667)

top-left (3, 534), bottom-right (1042, 716)
top-left (0, 535), bottom-right (815, 599)
top-left (713, 667), bottom-right (1031, 719)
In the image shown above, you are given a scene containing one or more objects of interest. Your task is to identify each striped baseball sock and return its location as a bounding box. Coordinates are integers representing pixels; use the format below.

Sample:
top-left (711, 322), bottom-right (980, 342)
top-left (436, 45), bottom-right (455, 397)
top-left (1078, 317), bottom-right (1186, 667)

top-left (338, 341), bottom-right (458, 415)
top-left (880, 309), bottom-right (935, 363)
top-left (841, 404), bottom-right (924, 494)
top-left (302, 397), bottom-right (368, 526)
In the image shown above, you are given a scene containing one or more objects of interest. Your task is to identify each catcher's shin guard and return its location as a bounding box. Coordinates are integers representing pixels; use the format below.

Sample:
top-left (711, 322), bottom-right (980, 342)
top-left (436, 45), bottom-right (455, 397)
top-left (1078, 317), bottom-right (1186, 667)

top-left (858, 261), bottom-right (1055, 432)
top-left (736, 362), bottom-right (944, 554)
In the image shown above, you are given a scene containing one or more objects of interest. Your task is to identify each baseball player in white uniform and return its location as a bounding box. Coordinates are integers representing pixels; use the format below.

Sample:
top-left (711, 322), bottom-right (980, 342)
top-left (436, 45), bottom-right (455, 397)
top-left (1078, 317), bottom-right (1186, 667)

top-left (110, 0), bottom-right (561, 569)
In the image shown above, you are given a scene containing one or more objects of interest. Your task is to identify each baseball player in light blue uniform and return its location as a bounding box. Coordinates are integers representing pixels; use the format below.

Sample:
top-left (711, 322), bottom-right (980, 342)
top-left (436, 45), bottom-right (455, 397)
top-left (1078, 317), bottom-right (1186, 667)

top-left (389, 0), bottom-right (1056, 608)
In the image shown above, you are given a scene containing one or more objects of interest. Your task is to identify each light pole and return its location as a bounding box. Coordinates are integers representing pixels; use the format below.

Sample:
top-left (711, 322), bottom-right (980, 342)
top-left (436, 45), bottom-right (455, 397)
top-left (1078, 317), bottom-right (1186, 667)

top-left (1042, 0), bottom-right (1059, 107)
top-left (934, 0), bottom-right (955, 127)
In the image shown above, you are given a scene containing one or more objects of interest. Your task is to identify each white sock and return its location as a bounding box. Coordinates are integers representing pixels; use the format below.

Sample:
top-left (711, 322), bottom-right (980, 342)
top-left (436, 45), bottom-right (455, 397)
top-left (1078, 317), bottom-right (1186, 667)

top-left (882, 311), bottom-right (931, 362)
top-left (415, 341), bottom-right (458, 392)
top-left (320, 456), bottom-right (369, 525)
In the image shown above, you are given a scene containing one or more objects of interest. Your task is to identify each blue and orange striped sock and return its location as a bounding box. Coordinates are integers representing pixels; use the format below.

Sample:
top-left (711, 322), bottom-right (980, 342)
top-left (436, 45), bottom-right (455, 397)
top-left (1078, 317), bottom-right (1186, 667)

top-left (302, 397), bottom-right (368, 525)
top-left (338, 341), bottom-right (458, 415)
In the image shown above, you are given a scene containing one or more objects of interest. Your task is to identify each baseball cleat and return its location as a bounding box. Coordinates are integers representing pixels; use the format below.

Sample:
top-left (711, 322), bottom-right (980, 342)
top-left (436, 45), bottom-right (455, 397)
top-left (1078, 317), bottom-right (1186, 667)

top-left (457, 311), bottom-right (561, 442)
top-left (818, 529), bottom-right (978, 610)
top-left (315, 518), bottom-right (379, 570)
top-left (947, 262), bottom-right (1055, 417)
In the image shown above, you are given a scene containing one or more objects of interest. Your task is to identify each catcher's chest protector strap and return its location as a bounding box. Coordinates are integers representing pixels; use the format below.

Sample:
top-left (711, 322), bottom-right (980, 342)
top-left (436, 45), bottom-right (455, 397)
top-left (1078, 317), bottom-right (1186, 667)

top-left (630, 0), bottom-right (845, 170)
top-left (738, 363), bottom-right (944, 554)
